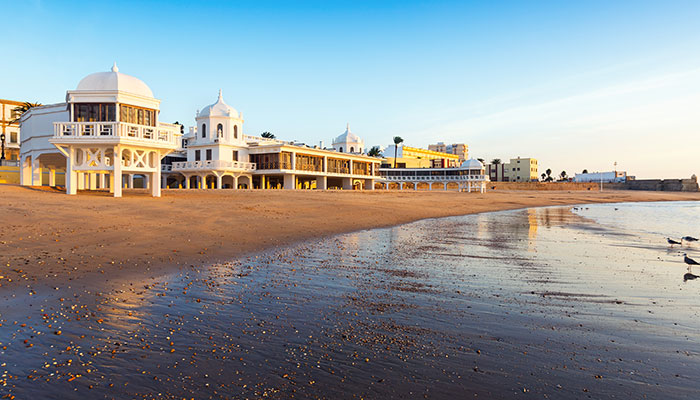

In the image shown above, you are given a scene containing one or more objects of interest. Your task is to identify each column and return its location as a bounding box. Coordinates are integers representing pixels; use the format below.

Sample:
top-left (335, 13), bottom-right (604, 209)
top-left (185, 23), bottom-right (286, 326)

top-left (384, 182), bottom-right (389, 190)
top-left (161, 174), bottom-right (167, 189)
top-left (399, 182), bottom-right (404, 190)
top-left (284, 174), bottom-right (296, 190)
top-left (66, 149), bottom-right (77, 195)
top-left (77, 172), bottom-right (85, 190)
top-left (89, 173), bottom-right (97, 190)
top-left (151, 168), bottom-right (161, 197)
top-left (316, 176), bottom-right (327, 190)
top-left (99, 173), bottom-right (106, 189)
top-left (233, 176), bottom-right (239, 189)
top-left (109, 173), bottom-right (115, 194)
top-left (113, 146), bottom-right (122, 198)
top-left (185, 175), bottom-right (191, 189)
top-left (443, 182), bottom-right (447, 191)
top-left (49, 168), bottom-right (56, 187)
top-left (31, 157), bottom-right (42, 186)
top-left (260, 175), bottom-right (266, 189)
top-left (144, 174), bottom-right (150, 190)
top-left (364, 179), bottom-right (374, 191)
top-left (128, 174), bottom-right (134, 189)
top-left (20, 156), bottom-right (30, 186)
top-left (413, 182), bottom-right (417, 191)
top-left (342, 177), bottom-right (353, 190)
top-left (216, 175), bottom-right (222, 189)
top-left (428, 182), bottom-right (432, 191)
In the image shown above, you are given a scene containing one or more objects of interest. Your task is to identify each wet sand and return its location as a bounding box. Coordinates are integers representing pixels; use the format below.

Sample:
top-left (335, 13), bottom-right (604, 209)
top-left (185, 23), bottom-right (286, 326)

top-left (0, 184), bottom-right (699, 289)
top-left (1, 202), bottom-right (699, 399)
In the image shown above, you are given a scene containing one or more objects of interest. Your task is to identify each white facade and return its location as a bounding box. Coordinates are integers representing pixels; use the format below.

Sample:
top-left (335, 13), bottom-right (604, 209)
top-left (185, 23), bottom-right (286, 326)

top-left (164, 94), bottom-right (381, 190)
top-left (19, 64), bottom-right (181, 197)
top-left (378, 158), bottom-right (489, 193)
top-left (332, 124), bottom-right (364, 154)
top-left (574, 171), bottom-right (627, 183)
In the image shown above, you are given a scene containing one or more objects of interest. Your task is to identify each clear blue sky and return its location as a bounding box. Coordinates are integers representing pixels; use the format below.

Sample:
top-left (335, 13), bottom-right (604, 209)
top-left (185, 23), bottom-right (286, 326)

top-left (2, 0), bottom-right (699, 178)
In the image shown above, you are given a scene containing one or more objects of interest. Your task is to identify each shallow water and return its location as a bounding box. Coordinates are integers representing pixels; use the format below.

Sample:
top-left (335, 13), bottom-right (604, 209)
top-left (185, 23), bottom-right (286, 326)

top-left (1, 201), bottom-right (699, 399)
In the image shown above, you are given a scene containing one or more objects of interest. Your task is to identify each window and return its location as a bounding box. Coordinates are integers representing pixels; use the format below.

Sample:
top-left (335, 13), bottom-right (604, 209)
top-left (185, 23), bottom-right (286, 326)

top-left (234, 125), bottom-right (238, 139)
top-left (195, 150), bottom-right (201, 161)
top-left (75, 103), bottom-right (116, 122)
top-left (350, 147), bottom-right (354, 153)
top-left (206, 149), bottom-right (212, 160)
top-left (201, 123), bottom-right (207, 138)
top-left (339, 147), bottom-right (343, 153)
top-left (117, 104), bottom-right (154, 126)
top-left (217, 123), bottom-right (223, 138)
top-left (232, 151), bottom-right (238, 161)
top-left (10, 132), bottom-right (18, 143)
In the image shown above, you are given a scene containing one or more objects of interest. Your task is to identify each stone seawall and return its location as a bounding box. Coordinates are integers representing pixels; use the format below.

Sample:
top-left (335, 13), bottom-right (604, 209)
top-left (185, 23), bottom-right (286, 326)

top-left (605, 178), bottom-right (699, 192)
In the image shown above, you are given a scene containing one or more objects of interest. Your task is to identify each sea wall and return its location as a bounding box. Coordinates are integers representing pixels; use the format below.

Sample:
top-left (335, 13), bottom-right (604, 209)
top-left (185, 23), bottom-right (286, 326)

top-left (605, 178), bottom-right (699, 192)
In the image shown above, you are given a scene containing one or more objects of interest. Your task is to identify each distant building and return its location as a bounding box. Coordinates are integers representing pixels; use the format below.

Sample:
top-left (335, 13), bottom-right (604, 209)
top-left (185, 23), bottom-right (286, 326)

top-left (574, 171), bottom-right (627, 183)
top-left (0, 99), bottom-right (23, 161)
top-left (332, 124), bottom-right (364, 154)
top-left (486, 157), bottom-right (538, 182)
top-left (378, 158), bottom-right (489, 193)
top-left (382, 144), bottom-right (460, 168)
top-left (428, 142), bottom-right (468, 161)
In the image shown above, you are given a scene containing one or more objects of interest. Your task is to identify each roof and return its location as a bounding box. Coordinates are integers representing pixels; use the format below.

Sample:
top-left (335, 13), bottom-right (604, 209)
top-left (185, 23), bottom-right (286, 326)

top-left (333, 123), bottom-right (363, 145)
top-left (460, 158), bottom-right (484, 169)
top-left (198, 90), bottom-right (239, 118)
top-left (76, 63), bottom-right (154, 98)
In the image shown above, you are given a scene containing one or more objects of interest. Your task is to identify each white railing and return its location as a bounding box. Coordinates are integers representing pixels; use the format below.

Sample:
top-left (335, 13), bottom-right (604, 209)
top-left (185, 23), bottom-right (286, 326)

top-left (171, 160), bottom-right (256, 171)
top-left (53, 121), bottom-right (180, 147)
top-left (380, 174), bottom-right (488, 182)
top-left (161, 164), bottom-right (173, 171)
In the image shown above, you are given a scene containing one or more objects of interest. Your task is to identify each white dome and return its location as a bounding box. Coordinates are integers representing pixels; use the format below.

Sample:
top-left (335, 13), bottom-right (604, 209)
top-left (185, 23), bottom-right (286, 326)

top-left (76, 63), bottom-right (154, 98)
top-left (198, 90), bottom-right (239, 118)
top-left (460, 158), bottom-right (484, 169)
top-left (333, 123), bottom-right (363, 145)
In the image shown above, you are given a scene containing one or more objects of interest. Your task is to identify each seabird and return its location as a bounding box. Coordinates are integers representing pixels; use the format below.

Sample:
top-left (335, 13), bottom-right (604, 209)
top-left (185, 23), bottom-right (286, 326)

top-left (684, 266), bottom-right (699, 282)
top-left (684, 253), bottom-right (700, 266)
top-left (682, 236), bottom-right (699, 242)
top-left (667, 238), bottom-right (682, 246)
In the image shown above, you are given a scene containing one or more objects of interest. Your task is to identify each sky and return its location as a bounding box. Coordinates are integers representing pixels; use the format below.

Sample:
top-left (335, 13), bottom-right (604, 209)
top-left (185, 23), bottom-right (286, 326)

top-left (2, 0), bottom-right (699, 178)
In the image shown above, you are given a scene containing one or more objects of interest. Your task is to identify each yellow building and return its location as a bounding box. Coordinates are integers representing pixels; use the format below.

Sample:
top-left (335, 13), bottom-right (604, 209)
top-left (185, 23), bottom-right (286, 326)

top-left (382, 144), bottom-right (460, 168)
top-left (504, 157), bottom-right (538, 182)
top-left (0, 99), bottom-right (23, 161)
top-left (428, 142), bottom-right (468, 161)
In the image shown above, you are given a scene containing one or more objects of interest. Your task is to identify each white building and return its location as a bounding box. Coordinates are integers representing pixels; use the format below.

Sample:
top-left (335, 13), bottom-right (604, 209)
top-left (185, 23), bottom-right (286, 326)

top-left (19, 64), bottom-right (181, 197)
top-left (332, 124), bottom-right (364, 154)
top-left (574, 171), bottom-right (627, 183)
top-left (162, 93), bottom-right (381, 190)
top-left (378, 158), bottom-right (489, 192)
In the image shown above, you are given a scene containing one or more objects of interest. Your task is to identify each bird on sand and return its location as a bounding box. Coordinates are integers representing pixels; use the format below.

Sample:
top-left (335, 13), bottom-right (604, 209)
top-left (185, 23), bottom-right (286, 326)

top-left (683, 253), bottom-right (700, 266)
top-left (684, 266), bottom-right (699, 282)
top-left (667, 238), bottom-right (682, 246)
top-left (682, 236), bottom-right (699, 242)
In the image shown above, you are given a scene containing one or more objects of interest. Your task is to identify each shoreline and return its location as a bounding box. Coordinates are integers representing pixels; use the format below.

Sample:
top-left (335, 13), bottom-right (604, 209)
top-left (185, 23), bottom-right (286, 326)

top-left (1, 184), bottom-right (699, 290)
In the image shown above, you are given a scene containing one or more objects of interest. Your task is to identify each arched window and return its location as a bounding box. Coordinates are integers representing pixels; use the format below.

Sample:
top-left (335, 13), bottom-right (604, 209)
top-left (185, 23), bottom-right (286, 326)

top-left (217, 123), bottom-right (223, 137)
top-left (234, 125), bottom-right (238, 139)
top-left (339, 147), bottom-right (343, 153)
top-left (350, 147), bottom-right (355, 153)
top-left (201, 123), bottom-right (207, 138)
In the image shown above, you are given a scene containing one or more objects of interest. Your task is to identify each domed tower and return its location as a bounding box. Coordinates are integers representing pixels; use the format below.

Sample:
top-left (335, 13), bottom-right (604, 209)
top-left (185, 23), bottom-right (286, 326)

top-left (22, 63), bottom-right (182, 197)
top-left (332, 123), bottom-right (364, 154)
top-left (194, 90), bottom-right (245, 146)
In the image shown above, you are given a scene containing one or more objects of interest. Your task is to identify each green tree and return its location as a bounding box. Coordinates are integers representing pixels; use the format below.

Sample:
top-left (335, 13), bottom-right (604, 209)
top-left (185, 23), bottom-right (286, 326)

top-left (10, 101), bottom-right (42, 123)
top-left (261, 131), bottom-right (275, 139)
top-left (491, 158), bottom-right (501, 165)
top-left (367, 146), bottom-right (382, 157)
top-left (392, 136), bottom-right (404, 168)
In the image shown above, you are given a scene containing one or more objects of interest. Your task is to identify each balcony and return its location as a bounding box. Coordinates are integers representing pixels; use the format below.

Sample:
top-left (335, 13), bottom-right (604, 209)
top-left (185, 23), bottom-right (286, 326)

top-left (171, 160), bottom-right (256, 172)
top-left (52, 121), bottom-right (180, 148)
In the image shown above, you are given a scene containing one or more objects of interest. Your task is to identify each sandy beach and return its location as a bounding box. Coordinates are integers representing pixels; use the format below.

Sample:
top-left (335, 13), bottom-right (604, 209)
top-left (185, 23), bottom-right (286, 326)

top-left (1, 184), bottom-right (699, 288)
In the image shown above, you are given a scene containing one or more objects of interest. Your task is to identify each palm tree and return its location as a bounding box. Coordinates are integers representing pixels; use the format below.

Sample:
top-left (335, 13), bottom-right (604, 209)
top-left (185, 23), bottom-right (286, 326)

top-left (10, 101), bottom-right (42, 123)
top-left (545, 168), bottom-right (553, 182)
top-left (367, 146), bottom-right (381, 157)
top-left (392, 136), bottom-right (403, 168)
top-left (582, 169), bottom-right (588, 174)
top-left (477, 158), bottom-right (484, 163)
top-left (261, 131), bottom-right (275, 139)
top-left (559, 171), bottom-right (568, 181)
top-left (541, 173), bottom-right (546, 181)
top-left (491, 158), bottom-right (501, 165)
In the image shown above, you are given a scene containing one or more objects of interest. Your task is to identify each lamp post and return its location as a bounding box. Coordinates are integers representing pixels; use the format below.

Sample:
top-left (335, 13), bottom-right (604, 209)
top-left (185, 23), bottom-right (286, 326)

top-left (1, 133), bottom-right (6, 162)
